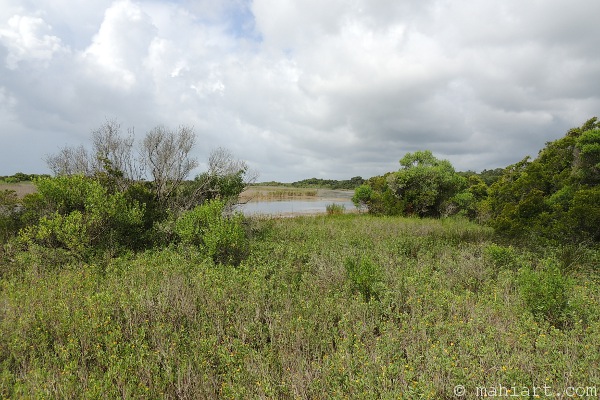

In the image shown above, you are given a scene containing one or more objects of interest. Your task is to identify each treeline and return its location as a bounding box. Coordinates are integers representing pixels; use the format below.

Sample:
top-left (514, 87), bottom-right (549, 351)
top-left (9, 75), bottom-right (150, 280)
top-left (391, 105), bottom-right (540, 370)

top-left (0, 172), bottom-right (50, 183)
top-left (0, 120), bottom-right (254, 265)
top-left (353, 117), bottom-right (600, 244)
top-left (257, 176), bottom-right (365, 190)
top-left (291, 176), bottom-right (365, 189)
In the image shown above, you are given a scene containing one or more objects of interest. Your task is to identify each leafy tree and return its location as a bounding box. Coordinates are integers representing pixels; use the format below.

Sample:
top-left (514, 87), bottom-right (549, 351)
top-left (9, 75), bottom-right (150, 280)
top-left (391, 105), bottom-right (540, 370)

top-left (352, 174), bottom-right (403, 215)
top-left (292, 176), bottom-right (364, 189)
top-left (573, 127), bottom-right (600, 185)
top-left (478, 168), bottom-right (505, 186)
top-left (387, 150), bottom-right (467, 217)
top-left (485, 117), bottom-right (600, 242)
top-left (352, 184), bottom-right (373, 212)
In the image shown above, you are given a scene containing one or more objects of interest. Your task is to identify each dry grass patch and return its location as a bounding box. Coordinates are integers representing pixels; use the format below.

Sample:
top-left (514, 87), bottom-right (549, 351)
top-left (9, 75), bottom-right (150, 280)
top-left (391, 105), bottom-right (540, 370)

top-left (0, 182), bottom-right (37, 198)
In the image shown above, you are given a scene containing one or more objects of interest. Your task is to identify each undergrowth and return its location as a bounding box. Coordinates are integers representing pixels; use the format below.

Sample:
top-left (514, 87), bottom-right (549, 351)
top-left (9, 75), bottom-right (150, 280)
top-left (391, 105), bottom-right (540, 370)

top-left (1, 214), bottom-right (598, 398)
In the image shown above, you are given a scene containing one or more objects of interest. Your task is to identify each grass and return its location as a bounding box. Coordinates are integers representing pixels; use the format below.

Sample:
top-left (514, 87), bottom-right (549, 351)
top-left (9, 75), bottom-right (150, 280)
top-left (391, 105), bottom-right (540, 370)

top-left (240, 186), bottom-right (319, 202)
top-left (1, 214), bottom-right (599, 398)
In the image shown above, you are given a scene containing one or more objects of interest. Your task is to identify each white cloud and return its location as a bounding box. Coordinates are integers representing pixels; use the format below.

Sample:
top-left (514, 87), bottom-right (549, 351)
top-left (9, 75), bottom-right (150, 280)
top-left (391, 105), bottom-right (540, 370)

top-left (82, 0), bottom-right (157, 89)
top-left (0, 14), bottom-right (67, 69)
top-left (0, 0), bottom-right (599, 180)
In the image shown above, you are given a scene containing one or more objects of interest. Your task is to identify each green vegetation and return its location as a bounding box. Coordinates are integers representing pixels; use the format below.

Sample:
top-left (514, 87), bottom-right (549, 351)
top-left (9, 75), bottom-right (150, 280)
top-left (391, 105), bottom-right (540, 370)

top-left (241, 186), bottom-right (319, 201)
top-left (1, 215), bottom-right (599, 398)
top-left (483, 117), bottom-right (600, 243)
top-left (354, 117), bottom-right (600, 243)
top-left (1, 117), bottom-right (599, 398)
top-left (352, 151), bottom-right (474, 218)
top-left (0, 173), bottom-right (50, 184)
top-left (256, 176), bottom-right (364, 190)
top-left (325, 203), bottom-right (346, 215)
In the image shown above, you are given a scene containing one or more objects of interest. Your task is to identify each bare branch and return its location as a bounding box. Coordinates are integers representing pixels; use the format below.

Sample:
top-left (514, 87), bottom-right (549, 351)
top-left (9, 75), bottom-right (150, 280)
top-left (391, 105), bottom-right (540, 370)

top-left (142, 125), bottom-right (198, 205)
top-left (45, 145), bottom-right (92, 176)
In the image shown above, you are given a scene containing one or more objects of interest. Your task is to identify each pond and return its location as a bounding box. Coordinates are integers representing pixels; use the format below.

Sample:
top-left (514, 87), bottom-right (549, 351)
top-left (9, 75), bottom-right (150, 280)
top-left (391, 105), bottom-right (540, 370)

top-left (238, 199), bottom-right (356, 216)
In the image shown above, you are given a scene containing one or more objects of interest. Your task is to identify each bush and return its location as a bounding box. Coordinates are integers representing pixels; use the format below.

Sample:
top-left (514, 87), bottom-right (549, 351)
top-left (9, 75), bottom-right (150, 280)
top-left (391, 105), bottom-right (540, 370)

top-left (18, 176), bottom-right (146, 256)
top-left (175, 200), bottom-right (248, 265)
top-left (344, 256), bottom-right (383, 302)
top-left (519, 261), bottom-right (573, 329)
top-left (325, 203), bottom-right (345, 215)
top-left (484, 244), bottom-right (520, 271)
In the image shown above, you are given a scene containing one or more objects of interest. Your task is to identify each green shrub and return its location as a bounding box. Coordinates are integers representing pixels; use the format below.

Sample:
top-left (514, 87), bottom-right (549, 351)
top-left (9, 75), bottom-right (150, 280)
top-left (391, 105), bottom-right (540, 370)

top-left (18, 176), bottom-right (146, 256)
top-left (175, 200), bottom-right (248, 265)
top-left (344, 256), bottom-right (383, 302)
top-left (325, 203), bottom-right (345, 215)
top-left (519, 261), bottom-right (573, 329)
top-left (484, 244), bottom-right (520, 271)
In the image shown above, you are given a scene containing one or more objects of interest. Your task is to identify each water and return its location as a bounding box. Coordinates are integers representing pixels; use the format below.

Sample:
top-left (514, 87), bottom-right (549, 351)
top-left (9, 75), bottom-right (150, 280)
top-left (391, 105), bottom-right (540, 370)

top-left (239, 199), bottom-right (355, 216)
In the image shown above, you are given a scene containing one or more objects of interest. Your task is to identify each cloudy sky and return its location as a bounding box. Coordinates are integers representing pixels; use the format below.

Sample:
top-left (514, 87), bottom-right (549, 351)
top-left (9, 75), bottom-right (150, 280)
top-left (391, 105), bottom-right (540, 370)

top-left (1, 0), bottom-right (599, 181)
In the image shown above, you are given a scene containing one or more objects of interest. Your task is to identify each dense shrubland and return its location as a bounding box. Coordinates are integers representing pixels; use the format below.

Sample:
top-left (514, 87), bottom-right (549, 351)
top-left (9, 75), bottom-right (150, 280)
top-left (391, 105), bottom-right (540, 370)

top-left (1, 216), bottom-right (599, 398)
top-left (353, 117), bottom-right (600, 244)
top-left (1, 118), bottom-right (599, 398)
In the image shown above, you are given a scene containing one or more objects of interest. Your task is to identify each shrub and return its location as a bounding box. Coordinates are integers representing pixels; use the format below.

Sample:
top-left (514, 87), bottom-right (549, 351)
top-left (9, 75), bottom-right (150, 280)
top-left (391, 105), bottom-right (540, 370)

top-left (519, 261), bottom-right (573, 329)
top-left (18, 176), bottom-right (146, 256)
top-left (553, 243), bottom-right (593, 274)
top-left (484, 244), bottom-right (520, 271)
top-left (344, 256), bottom-right (383, 302)
top-left (175, 199), bottom-right (248, 265)
top-left (325, 203), bottom-right (345, 215)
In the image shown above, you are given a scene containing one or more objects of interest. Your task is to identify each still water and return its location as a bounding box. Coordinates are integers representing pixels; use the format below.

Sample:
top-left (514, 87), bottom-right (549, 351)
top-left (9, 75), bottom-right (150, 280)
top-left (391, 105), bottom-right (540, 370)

top-left (239, 199), bottom-right (355, 216)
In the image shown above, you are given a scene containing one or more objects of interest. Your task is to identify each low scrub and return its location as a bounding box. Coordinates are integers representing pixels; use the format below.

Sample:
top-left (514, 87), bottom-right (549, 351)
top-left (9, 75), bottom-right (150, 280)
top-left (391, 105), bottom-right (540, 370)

top-left (0, 215), bottom-right (598, 398)
top-left (175, 199), bottom-right (248, 265)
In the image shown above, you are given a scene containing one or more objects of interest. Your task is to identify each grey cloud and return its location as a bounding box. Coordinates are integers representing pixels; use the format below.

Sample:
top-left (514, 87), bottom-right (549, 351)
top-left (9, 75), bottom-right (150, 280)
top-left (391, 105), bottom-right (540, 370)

top-left (1, 0), bottom-right (599, 182)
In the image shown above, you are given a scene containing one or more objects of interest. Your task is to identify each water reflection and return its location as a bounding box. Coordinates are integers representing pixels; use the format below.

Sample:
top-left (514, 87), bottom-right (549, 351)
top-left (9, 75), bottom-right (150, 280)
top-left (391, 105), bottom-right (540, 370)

top-left (239, 199), bottom-right (355, 216)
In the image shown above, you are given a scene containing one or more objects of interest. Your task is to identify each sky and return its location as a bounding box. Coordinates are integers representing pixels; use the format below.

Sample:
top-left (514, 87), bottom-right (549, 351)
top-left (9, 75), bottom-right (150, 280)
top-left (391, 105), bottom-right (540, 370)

top-left (1, 0), bottom-right (599, 182)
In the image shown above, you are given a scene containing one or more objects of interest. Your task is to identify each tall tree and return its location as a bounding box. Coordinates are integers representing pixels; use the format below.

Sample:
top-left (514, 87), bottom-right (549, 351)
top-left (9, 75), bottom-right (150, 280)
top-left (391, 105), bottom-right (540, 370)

top-left (485, 117), bottom-right (600, 242)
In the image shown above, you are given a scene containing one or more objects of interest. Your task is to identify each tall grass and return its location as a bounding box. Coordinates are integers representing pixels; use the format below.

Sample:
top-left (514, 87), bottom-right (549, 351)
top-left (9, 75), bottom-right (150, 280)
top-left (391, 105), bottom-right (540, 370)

top-left (1, 215), bottom-right (599, 398)
top-left (241, 186), bottom-right (318, 201)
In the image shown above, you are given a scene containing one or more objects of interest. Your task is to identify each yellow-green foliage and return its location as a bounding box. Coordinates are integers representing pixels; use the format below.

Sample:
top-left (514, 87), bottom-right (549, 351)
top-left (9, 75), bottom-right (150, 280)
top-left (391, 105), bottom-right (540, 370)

top-left (1, 215), bottom-right (599, 398)
top-left (175, 199), bottom-right (248, 265)
top-left (18, 175), bottom-right (145, 256)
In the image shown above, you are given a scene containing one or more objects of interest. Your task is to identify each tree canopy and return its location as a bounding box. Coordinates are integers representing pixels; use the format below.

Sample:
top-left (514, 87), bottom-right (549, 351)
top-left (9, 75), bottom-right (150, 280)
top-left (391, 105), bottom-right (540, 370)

top-left (484, 117), bottom-right (600, 243)
top-left (354, 151), bottom-right (471, 218)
